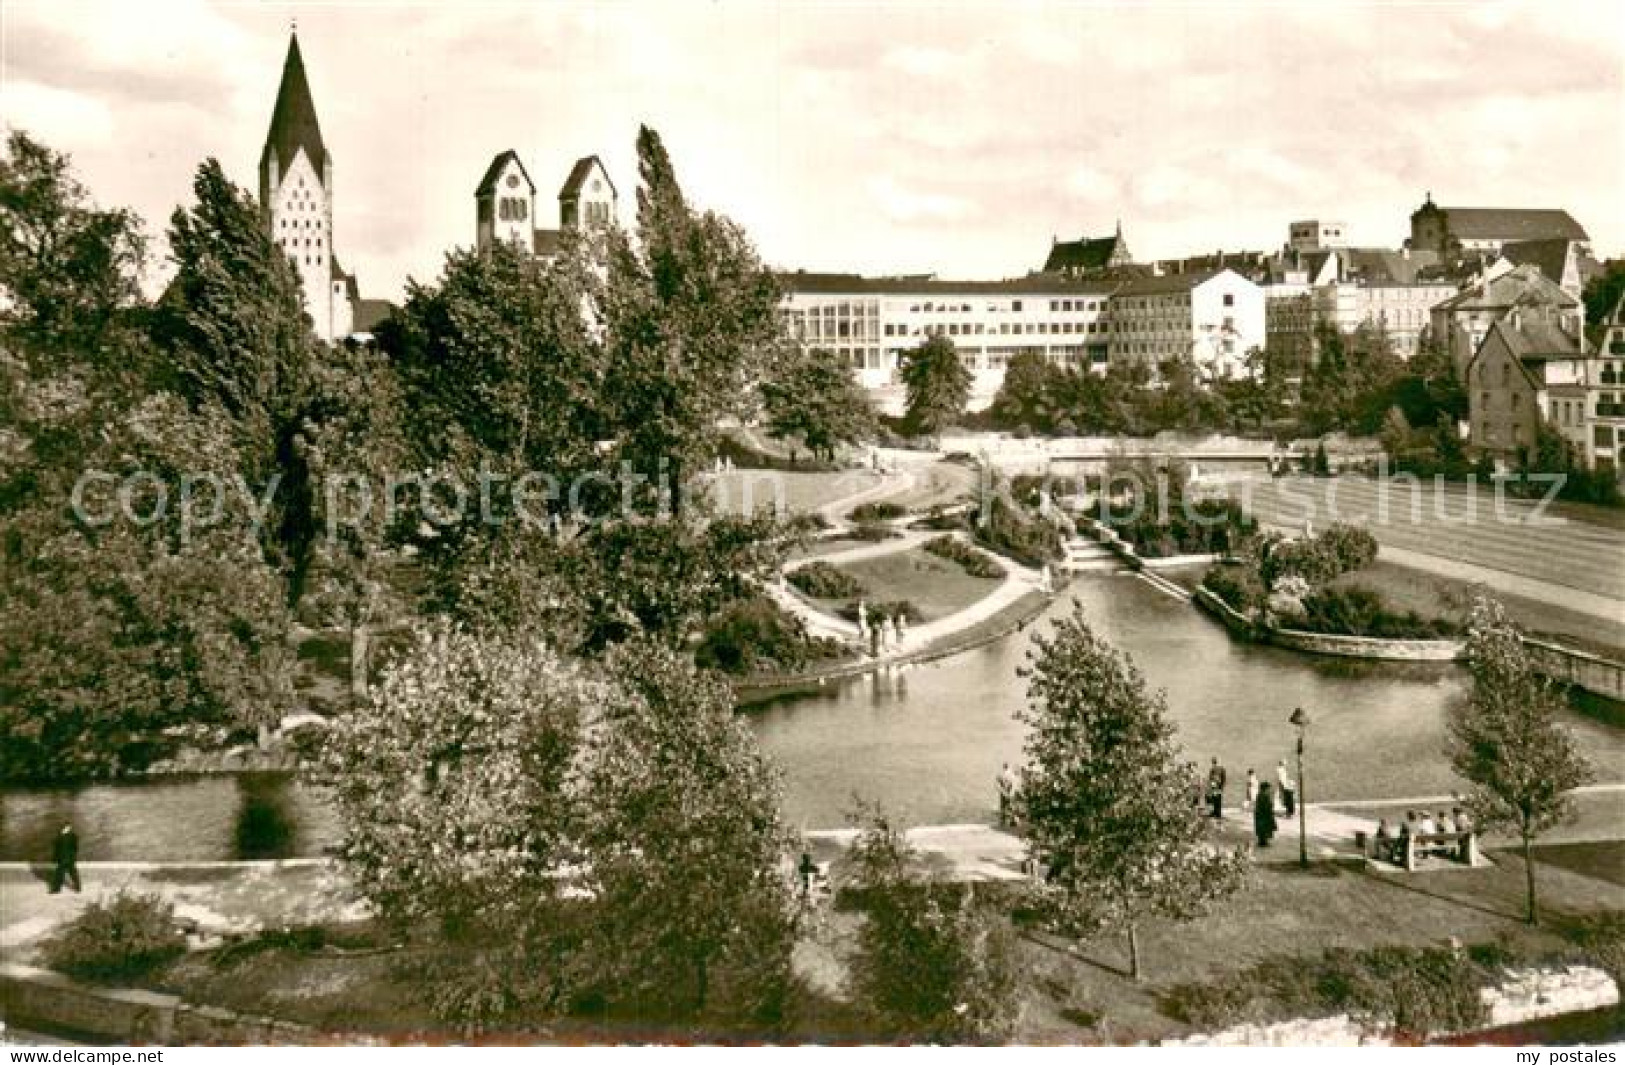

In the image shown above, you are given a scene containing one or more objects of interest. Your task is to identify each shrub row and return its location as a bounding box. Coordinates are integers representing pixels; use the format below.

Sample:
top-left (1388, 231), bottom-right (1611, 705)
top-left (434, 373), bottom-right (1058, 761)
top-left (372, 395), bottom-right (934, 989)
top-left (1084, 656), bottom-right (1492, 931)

top-left (787, 561), bottom-right (866, 599)
top-left (848, 501), bottom-right (908, 523)
top-left (922, 536), bottom-right (1007, 579)
top-left (848, 522), bottom-right (903, 542)
top-left (1157, 941), bottom-right (1515, 1038)
top-left (1294, 584), bottom-right (1461, 640)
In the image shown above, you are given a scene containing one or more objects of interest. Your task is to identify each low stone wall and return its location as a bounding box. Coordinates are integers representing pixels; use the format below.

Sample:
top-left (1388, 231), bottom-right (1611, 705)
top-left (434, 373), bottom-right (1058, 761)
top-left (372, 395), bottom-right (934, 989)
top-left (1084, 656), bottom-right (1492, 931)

top-left (1525, 638), bottom-right (1625, 703)
top-left (1268, 625), bottom-right (1465, 662)
top-left (1162, 965), bottom-right (1618, 1047)
top-left (0, 962), bottom-right (316, 1045)
top-left (1192, 587), bottom-right (1463, 662)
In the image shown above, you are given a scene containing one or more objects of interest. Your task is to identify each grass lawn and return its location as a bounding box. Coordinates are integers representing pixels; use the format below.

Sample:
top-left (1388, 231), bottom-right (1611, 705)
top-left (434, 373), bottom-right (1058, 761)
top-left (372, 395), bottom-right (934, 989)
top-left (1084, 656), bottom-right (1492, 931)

top-left (1008, 848), bottom-right (1625, 1044)
top-left (804, 547), bottom-right (1002, 622)
top-left (787, 537), bottom-right (878, 562)
top-left (883, 461), bottom-right (979, 513)
top-left (711, 468), bottom-right (879, 517)
top-left (1334, 559), bottom-right (1625, 656)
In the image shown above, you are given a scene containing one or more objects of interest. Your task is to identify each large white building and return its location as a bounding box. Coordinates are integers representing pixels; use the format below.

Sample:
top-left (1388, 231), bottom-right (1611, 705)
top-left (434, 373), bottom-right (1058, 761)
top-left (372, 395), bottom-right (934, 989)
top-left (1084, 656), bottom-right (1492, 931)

top-left (778, 273), bottom-right (1116, 413)
top-left (1107, 269), bottom-right (1265, 379)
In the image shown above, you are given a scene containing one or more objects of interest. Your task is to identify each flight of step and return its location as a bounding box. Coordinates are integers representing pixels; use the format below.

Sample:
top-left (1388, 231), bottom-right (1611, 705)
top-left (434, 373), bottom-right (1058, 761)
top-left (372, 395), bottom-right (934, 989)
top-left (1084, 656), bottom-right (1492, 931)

top-left (1061, 534), bottom-right (1130, 573)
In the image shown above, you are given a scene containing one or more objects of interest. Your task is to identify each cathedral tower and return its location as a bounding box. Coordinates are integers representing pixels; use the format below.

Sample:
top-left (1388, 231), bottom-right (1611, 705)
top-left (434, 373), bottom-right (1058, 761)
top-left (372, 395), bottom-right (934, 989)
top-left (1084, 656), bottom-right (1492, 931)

top-left (260, 32), bottom-right (352, 341)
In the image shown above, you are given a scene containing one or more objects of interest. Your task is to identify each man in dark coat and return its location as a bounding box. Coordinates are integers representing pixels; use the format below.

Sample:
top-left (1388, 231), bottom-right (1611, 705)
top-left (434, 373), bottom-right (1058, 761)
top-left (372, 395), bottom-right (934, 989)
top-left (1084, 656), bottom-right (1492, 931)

top-left (1254, 782), bottom-right (1278, 848)
top-left (1206, 757), bottom-right (1227, 820)
top-left (50, 824), bottom-right (81, 893)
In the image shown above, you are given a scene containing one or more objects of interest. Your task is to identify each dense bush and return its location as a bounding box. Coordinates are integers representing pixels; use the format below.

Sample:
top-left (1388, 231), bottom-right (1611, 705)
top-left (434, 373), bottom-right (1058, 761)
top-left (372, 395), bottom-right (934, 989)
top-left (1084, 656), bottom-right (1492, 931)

top-left (837, 599), bottom-right (923, 624)
top-left (1259, 525), bottom-right (1377, 587)
top-left (40, 890), bottom-right (185, 981)
top-left (1157, 941), bottom-right (1498, 1038)
top-left (1201, 565), bottom-right (1266, 614)
top-left (923, 536), bottom-right (1006, 579)
top-left (848, 501), bottom-right (907, 523)
top-left (695, 595), bottom-right (847, 675)
top-left (847, 522), bottom-right (903, 542)
top-left (1293, 584), bottom-right (1459, 640)
top-left (974, 495), bottom-right (1063, 568)
top-left (913, 505), bottom-right (970, 532)
top-left (784, 511), bottom-right (831, 535)
top-left (787, 561), bottom-right (865, 599)
top-left (1108, 498), bottom-right (1256, 559)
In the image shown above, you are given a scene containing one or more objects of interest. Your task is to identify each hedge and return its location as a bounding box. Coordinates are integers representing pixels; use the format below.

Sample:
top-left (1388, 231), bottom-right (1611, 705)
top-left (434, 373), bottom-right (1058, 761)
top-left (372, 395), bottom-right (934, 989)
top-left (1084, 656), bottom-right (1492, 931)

top-left (788, 561), bottom-right (866, 599)
top-left (923, 535), bottom-right (1007, 579)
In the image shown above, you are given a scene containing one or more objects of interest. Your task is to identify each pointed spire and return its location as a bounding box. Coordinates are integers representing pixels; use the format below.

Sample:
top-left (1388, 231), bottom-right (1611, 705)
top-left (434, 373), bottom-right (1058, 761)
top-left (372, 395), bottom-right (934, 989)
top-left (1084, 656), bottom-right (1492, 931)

top-left (260, 31), bottom-right (329, 184)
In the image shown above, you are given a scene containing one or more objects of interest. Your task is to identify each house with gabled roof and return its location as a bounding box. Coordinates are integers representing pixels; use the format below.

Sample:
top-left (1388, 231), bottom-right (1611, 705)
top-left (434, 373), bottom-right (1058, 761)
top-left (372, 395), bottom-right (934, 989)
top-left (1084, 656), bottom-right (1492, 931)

top-left (1042, 224), bottom-right (1132, 277)
top-left (1465, 311), bottom-right (1587, 465)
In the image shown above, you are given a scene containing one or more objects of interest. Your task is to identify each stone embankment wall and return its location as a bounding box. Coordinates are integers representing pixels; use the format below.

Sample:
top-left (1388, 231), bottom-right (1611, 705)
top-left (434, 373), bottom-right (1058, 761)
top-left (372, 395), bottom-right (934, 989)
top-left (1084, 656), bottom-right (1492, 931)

top-left (1525, 638), bottom-right (1625, 702)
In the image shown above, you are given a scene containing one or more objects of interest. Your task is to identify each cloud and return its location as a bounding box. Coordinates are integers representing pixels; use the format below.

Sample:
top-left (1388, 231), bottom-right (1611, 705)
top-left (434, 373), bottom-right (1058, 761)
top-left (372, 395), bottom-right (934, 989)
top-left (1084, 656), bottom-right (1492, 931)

top-left (867, 176), bottom-right (973, 224)
top-left (3, 1), bottom-right (1619, 297)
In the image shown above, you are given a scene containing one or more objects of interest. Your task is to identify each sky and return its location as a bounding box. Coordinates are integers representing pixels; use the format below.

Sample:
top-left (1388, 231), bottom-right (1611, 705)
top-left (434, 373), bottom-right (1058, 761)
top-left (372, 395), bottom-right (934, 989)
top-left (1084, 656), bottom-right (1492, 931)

top-left (3, 1), bottom-right (1622, 303)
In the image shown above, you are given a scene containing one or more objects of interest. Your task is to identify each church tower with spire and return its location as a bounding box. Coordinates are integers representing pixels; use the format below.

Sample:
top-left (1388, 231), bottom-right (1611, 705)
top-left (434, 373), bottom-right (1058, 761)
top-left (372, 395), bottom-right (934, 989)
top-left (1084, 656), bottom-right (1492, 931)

top-left (260, 31), bottom-right (353, 341)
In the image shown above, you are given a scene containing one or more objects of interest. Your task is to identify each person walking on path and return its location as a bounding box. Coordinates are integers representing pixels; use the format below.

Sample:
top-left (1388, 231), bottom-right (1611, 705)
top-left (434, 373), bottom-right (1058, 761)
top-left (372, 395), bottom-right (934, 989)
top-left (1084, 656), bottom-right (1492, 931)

top-left (49, 823), bottom-right (81, 894)
top-left (1244, 769), bottom-right (1259, 812)
top-left (1277, 760), bottom-right (1296, 816)
top-left (1206, 758), bottom-right (1227, 820)
top-left (997, 763), bottom-right (1020, 827)
top-left (1253, 782), bottom-right (1278, 848)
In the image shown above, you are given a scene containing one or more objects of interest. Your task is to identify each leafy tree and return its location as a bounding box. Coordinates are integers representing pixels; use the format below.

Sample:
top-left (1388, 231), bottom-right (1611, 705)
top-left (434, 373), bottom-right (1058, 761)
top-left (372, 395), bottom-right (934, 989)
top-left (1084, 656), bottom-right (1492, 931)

top-left (759, 346), bottom-right (876, 462)
top-left (988, 349), bottom-right (1061, 433)
top-left (600, 126), bottom-right (783, 503)
top-left (900, 334), bottom-right (971, 436)
top-left (315, 622), bottom-right (597, 1028)
top-left (844, 804), bottom-right (1022, 1043)
top-left (1148, 353), bottom-right (1228, 432)
top-left (1016, 604), bottom-right (1247, 980)
top-left (571, 642), bottom-right (797, 1025)
top-left (0, 130), bottom-right (145, 359)
top-left (1447, 596), bottom-right (1594, 925)
top-left (1299, 323), bottom-right (1404, 435)
top-left (152, 159), bottom-right (315, 485)
top-left (1, 378), bottom-right (296, 779)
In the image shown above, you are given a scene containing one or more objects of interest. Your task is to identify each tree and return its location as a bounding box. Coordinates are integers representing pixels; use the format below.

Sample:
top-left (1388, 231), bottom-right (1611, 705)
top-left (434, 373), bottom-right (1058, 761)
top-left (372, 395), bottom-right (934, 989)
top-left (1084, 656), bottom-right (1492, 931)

top-left (1447, 596), bottom-right (1594, 925)
top-left (758, 346), bottom-right (876, 462)
top-left (844, 804), bottom-right (1021, 1043)
top-left (988, 349), bottom-right (1061, 433)
top-left (316, 623), bottom-right (599, 1028)
top-left (0, 130), bottom-right (146, 359)
top-left (570, 642), bottom-right (797, 1026)
top-left (600, 126), bottom-right (784, 504)
top-left (1299, 323), bottom-right (1404, 435)
top-left (900, 334), bottom-right (971, 436)
top-left (152, 159), bottom-right (316, 485)
top-left (1016, 603), bottom-right (1247, 980)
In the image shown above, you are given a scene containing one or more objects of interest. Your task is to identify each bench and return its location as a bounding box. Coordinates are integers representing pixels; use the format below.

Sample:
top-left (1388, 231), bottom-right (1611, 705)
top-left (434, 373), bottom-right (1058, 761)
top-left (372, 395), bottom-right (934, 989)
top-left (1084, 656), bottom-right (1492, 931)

top-left (1361, 830), bottom-right (1478, 869)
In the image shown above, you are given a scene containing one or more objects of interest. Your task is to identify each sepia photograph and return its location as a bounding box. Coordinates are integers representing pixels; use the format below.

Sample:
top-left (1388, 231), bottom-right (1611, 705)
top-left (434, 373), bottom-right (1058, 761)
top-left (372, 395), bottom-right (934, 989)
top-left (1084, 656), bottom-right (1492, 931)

top-left (1, 0), bottom-right (1622, 1052)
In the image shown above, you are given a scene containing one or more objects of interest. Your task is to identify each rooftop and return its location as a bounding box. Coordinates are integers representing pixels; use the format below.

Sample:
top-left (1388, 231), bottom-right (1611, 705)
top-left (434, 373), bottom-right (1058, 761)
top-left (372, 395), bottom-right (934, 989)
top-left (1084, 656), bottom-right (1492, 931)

top-left (777, 271), bottom-right (1117, 298)
top-left (1437, 207), bottom-right (1589, 242)
top-left (260, 33), bottom-right (329, 181)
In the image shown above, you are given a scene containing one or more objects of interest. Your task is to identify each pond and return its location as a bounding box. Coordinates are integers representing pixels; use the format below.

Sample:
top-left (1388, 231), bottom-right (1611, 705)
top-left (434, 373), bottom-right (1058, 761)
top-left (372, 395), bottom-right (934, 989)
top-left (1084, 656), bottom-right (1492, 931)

top-left (5, 576), bottom-right (1621, 859)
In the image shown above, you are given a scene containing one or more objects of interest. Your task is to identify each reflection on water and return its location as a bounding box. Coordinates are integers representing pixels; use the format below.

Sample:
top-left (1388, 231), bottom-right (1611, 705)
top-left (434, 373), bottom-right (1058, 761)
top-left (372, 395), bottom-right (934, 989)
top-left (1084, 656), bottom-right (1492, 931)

top-left (4, 576), bottom-right (1620, 857)
top-left (746, 576), bottom-right (1625, 829)
top-left (0, 773), bottom-right (340, 862)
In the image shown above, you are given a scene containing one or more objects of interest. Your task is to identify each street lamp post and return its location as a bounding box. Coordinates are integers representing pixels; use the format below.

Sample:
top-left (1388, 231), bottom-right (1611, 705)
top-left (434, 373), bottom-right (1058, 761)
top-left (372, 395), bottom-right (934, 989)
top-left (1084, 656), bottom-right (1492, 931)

top-left (1290, 707), bottom-right (1310, 868)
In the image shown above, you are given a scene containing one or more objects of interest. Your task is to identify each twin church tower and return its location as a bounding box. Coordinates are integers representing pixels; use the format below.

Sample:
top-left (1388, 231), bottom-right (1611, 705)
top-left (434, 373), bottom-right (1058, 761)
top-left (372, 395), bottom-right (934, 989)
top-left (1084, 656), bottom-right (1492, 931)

top-left (258, 31), bottom-right (615, 342)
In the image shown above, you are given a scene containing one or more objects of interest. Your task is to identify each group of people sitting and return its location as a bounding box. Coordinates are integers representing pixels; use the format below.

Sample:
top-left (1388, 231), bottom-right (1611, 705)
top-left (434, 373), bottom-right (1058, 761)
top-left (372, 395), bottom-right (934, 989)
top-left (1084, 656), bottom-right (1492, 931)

top-left (1370, 807), bottom-right (1475, 864)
